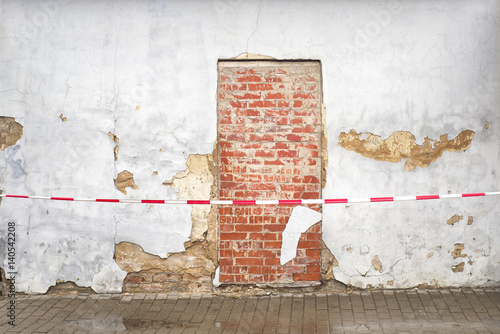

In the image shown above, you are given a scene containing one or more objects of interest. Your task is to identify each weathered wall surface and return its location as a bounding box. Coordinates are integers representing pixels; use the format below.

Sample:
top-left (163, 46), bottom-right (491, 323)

top-left (0, 0), bottom-right (499, 293)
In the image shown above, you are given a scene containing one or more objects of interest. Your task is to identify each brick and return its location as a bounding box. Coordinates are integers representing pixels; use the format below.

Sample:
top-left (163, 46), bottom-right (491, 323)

top-left (220, 232), bottom-right (248, 240)
top-left (264, 242), bottom-right (282, 251)
top-left (248, 134), bottom-right (275, 141)
top-left (307, 265), bottom-right (321, 273)
top-left (277, 100), bottom-right (290, 108)
top-left (265, 92), bottom-right (285, 99)
top-left (265, 109), bottom-right (290, 116)
top-left (220, 117), bottom-right (232, 124)
top-left (265, 258), bottom-right (281, 265)
top-left (235, 224), bottom-right (263, 232)
top-left (220, 181), bottom-right (248, 190)
top-left (249, 183), bottom-right (276, 191)
top-left (219, 275), bottom-right (235, 283)
top-left (236, 258), bottom-right (263, 266)
top-left (237, 75), bottom-right (262, 82)
top-left (248, 275), bottom-right (264, 283)
top-left (248, 266), bottom-right (262, 274)
top-left (220, 133), bottom-right (245, 141)
top-left (286, 134), bottom-right (302, 141)
top-left (249, 216), bottom-right (264, 224)
top-left (277, 150), bottom-right (298, 158)
top-left (284, 266), bottom-right (305, 274)
top-left (248, 100), bottom-right (275, 108)
top-left (293, 92), bottom-right (315, 99)
top-left (292, 125), bottom-right (317, 133)
top-left (220, 83), bottom-right (246, 91)
top-left (220, 150), bottom-right (246, 157)
top-left (229, 100), bottom-right (246, 108)
top-left (220, 224), bottom-right (235, 232)
top-left (264, 159), bottom-right (285, 166)
top-left (297, 240), bottom-right (321, 249)
top-left (255, 150), bottom-right (275, 158)
top-left (248, 250), bottom-right (277, 258)
top-left (248, 83), bottom-right (273, 91)
top-left (293, 273), bottom-right (321, 281)
top-left (235, 109), bottom-right (261, 117)
top-left (235, 216), bottom-right (248, 224)
top-left (234, 92), bottom-right (261, 99)
top-left (266, 76), bottom-right (283, 82)
top-left (249, 233), bottom-right (278, 241)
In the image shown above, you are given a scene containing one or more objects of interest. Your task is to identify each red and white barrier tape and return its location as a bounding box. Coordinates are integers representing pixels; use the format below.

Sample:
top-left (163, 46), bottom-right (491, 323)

top-left (0, 192), bottom-right (499, 205)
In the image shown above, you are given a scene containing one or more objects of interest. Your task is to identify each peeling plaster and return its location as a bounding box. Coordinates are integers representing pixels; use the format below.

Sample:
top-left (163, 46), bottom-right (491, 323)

top-left (114, 241), bottom-right (215, 276)
top-left (108, 132), bottom-right (119, 161)
top-left (452, 262), bottom-right (465, 273)
top-left (114, 170), bottom-right (138, 195)
top-left (452, 243), bottom-right (466, 260)
top-left (320, 240), bottom-right (338, 281)
top-left (280, 206), bottom-right (321, 266)
top-left (447, 214), bottom-right (463, 225)
top-left (338, 129), bottom-right (475, 171)
top-left (163, 154), bottom-right (215, 242)
top-left (371, 255), bottom-right (382, 273)
top-left (0, 117), bottom-right (23, 151)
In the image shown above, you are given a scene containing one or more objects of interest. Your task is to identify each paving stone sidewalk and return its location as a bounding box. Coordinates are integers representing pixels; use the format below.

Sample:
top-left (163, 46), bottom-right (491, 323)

top-left (1, 288), bottom-right (499, 333)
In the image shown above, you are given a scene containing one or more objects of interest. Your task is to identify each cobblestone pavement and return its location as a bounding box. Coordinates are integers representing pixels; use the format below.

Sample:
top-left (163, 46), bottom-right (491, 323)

top-left (1, 288), bottom-right (500, 333)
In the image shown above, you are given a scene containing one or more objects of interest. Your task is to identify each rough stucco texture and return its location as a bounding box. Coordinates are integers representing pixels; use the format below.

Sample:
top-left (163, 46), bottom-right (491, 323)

top-left (0, 0), bottom-right (499, 293)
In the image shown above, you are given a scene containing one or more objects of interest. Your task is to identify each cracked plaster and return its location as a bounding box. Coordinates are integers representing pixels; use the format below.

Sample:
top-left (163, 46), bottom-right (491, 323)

top-left (0, 0), bottom-right (499, 293)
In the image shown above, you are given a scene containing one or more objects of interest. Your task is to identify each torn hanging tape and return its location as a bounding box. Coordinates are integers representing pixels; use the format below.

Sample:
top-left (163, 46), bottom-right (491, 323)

top-left (0, 192), bottom-right (499, 205)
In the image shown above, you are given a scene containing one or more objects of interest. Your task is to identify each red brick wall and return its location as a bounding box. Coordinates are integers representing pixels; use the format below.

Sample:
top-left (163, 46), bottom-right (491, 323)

top-left (217, 61), bottom-right (322, 284)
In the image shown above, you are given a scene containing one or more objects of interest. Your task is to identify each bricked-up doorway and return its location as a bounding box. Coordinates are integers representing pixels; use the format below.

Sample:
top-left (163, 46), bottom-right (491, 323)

top-left (217, 60), bottom-right (323, 284)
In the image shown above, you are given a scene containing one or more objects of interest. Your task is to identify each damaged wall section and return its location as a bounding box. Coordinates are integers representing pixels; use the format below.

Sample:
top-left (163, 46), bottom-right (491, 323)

top-left (115, 153), bottom-right (218, 292)
top-left (338, 129), bottom-right (475, 171)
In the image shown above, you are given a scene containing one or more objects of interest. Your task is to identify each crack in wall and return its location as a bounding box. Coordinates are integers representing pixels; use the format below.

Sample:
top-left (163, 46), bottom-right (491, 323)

top-left (338, 129), bottom-right (475, 171)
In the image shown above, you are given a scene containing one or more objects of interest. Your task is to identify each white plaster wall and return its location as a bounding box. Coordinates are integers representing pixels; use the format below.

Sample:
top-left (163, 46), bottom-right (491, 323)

top-left (0, 0), bottom-right (499, 292)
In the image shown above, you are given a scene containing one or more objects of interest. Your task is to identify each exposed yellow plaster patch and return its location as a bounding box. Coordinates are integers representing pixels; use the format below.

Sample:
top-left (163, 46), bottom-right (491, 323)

top-left (427, 252), bottom-right (434, 259)
top-left (0, 117), bottom-right (23, 151)
top-left (371, 255), bottom-right (382, 272)
top-left (163, 154), bottom-right (215, 242)
top-left (114, 241), bottom-right (215, 276)
top-left (447, 214), bottom-right (463, 226)
top-left (467, 216), bottom-right (473, 225)
top-left (451, 243), bottom-right (466, 260)
top-left (338, 129), bottom-right (475, 171)
top-left (320, 240), bottom-right (338, 281)
top-left (387, 280), bottom-right (394, 286)
top-left (114, 170), bottom-right (139, 195)
top-left (484, 121), bottom-right (489, 130)
top-left (452, 262), bottom-right (465, 273)
top-left (59, 113), bottom-right (67, 122)
top-left (108, 133), bottom-right (119, 161)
